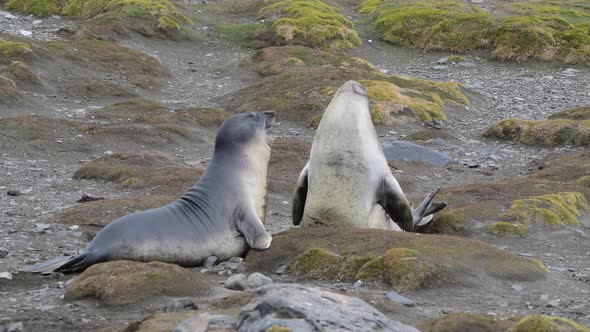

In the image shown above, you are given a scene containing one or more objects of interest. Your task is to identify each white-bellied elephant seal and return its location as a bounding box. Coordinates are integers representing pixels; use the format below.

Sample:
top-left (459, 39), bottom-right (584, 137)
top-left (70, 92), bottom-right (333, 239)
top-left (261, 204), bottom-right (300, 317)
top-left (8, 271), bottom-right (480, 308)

top-left (292, 81), bottom-right (445, 231)
top-left (23, 111), bottom-right (276, 273)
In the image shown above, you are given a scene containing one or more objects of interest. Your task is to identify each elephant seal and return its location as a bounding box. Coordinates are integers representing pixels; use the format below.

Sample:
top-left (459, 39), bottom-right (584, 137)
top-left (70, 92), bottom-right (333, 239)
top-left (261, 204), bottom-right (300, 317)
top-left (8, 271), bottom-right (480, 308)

top-left (292, 81), bottom-right (445, 231)
top-left (23, 111), bottom-right (276, 273)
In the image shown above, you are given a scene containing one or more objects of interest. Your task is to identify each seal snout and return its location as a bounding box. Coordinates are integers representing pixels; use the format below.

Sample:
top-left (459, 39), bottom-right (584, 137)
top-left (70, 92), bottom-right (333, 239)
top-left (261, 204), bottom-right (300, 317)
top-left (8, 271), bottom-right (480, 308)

top-left (263, 111), bottom-right (276, 130)
top-left (341, 80), bottom-right (367, 96)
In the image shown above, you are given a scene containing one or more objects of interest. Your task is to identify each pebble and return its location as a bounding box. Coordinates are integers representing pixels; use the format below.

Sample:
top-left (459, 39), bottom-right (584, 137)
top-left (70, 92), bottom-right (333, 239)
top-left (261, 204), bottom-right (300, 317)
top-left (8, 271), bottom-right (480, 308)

top-left (0, 272), bottom-right (13, 280)
top-left (224, 274), bottom-right (247, 291)
top-left (274, 264), bottom-right (288, 275)
top-left (353, 280), bottom-right (364, 288)
top-left (6, 190), bottom-right (22, 196)
top-left (466, 160), bottom-right (480, 168)
top-left (104, 150), bottom-right (113, 155)
top-left (247, 272), bottom-right (273, 289)
top-left (228, 257), bottom-right (243, 264)
top-left (4, 13), bottom-right (17, 20)
top-left (511, 284), bottom-right (523, 291)
top-left (166, 298), bottom-right (198, 311)
top-left (432, 65), bottom-right (448, 70)
top-left (19, 29), bottom-right (32, 37)
top-left (32, 20), bottom-right (43, 25)
top-left (204, 256), bottom-right (218, 268)
top-left (0, 247), bottom-right (8, 259)
top-left (5, 322), bottom-right (24, 332)
top-left (434, 57), bottom-right (448, 65)
top-left (546, 299), bottom-right (560, 308)
top-left (385, 290), bottom-right (416, 307)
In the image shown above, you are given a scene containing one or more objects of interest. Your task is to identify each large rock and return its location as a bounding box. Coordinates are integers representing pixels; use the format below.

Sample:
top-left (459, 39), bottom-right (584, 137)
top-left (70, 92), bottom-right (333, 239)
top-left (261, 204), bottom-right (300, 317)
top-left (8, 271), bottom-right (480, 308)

top-left (383, 140), bottom-right (451, 166)
top-left (246, 228), bottom-right (548, 289)
top-left (65, 261), bottom-right (213, 305)
top-left (237, 284), bottom-right (419, 332)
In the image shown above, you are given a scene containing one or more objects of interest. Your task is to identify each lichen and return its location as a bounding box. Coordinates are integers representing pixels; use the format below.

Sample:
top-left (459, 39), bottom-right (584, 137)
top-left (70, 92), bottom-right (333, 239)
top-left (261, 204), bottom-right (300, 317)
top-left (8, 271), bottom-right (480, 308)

top-left (257, 0), bottom-right (361, 49)
top-left (502, 192), bottom-right (589, 227)
top-left (488, 222), bottom-right (528, 236)
top-left (508, 314), bottom-right (590, 332)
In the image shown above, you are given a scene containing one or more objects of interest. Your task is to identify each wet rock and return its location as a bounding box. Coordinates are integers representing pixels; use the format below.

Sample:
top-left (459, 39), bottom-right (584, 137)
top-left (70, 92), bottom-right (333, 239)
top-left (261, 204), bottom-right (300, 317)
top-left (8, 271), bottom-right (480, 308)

top-left (5, 322), bottom-right (24, 332)
top-left (386, 290), bottom-right (415, 307)
top-left (0, 272), bottom-right (13, 280)
top-left (173, 313), bottom-right (235, 332)
top-left (383, 141), bottom-right (451, 166)
top-left (225, 274), bottom-right (247, 291)
top-left (247, 272), bottom-right (273, 289)
top-left (204, 256), bottom-right (218, 268)
top-left (65, 261), bottom-right (212, 305)
top-left (0, 247), bottom-right (8, 259)
top-left (237, 284), bottom-right (419, 332)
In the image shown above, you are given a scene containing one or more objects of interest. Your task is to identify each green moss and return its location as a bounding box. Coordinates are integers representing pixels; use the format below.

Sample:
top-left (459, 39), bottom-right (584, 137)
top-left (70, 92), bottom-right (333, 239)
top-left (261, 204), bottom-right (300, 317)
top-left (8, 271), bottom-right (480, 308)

top-left (355, 256), bottom-right (386, 282)
top-left (407, 130), bottom-right (451, 141)
top-left (423, 313), bottom-right (514, 332)
top-left (549, 106), bottom-right (590, 121)
top-left (174, 107), bottom-right (231, 127)
top-left (502, 192), bottom-right (589, 227)
top-left (417, 210), bottom-right (472, 236)
top-left (488, 222), bottom-right (528, 237)
top-left (508, 315), bottom-right (590, 332)
top-left (447, 55), bottom-right (466, 63)
top-left (215, 23), bottom-right (263, 48)
top-left (383, 248), bottom-right (437, 290)
top-left (257, 0), bottom-right (361, 49)
top-left (484, 117), bottom-right (590, 147)
top-left (1, 61), bottom-right (41, 86)
top-left (0, 39), bottom-right (32, 64)
top-left (484, 256), bottom-right (548, 281)
top-left (0, 75), bottom-right (21, 104)
top-left (7, 0), bottom-right (192, 39)
top-left (369, 1), bottom-right (494, 52)
top-left (288, 248), bottom-right (372, 281)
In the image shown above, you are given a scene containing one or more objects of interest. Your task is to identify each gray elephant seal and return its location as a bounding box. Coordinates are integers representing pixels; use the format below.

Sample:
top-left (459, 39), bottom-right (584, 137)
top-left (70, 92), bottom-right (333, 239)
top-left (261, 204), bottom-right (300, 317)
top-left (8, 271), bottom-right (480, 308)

top-left (292, 81), bottom-right (445, 231)
top-left (23, 111), bottom-right (276, 273)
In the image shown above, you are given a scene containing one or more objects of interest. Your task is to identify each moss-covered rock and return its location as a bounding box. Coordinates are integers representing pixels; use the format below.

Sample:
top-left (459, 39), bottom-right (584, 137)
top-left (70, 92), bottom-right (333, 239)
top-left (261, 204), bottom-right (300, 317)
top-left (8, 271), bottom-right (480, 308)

top-left (124, 312), bottom-right (199, 332)
top-left (246, 228), bottom-right (548, 288)
top-left (222, 47), bottom-right (469, 125)
top-left (508, 314), bottom-right (590, 332)
top-left (484, 117), bottom-right (590, 147)
top-left (7, 0), bottom-right (193, 40)
top-left (423, 313), bottom-right (514, 332)
top-left (64, 261), bottom-right (213, 305)
top-left (257, 0), bottom-right (361, 49)
top-left (73, 152), bottom-right (203, 195)
top-left (0, 75), bottom-right (22, 104)
top-left (363, 0), bottom-right (494, 52)
top-left (0, 39), bottom-right (32, 64)
top-left (488, 222), bottom-right (528, 236)
top-left (502, 192), bottom-right (589, 227)
top-left (0, 61), bottom-right (41, 86)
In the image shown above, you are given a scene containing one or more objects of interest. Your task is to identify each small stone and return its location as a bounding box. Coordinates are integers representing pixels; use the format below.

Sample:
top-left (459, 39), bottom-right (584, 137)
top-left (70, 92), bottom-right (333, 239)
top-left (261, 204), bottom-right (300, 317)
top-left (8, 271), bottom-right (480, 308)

top-left (5, 322), bottom-right (24, 332)
top-left (228, 257), bottom-right (243, 264)
top-left (0, 247), bottom-right (8, 259)
top-left (4, 13), bottom-right (18, 19)
top-left (511, 284), bottom-right (523, 291)
top-left (434, 57), bottom-right (448, 65)
top-left (426, 138), bottom-right (445, 145)
top-left (546, 299), bottom-right (560, 308)
top-left (466, 160), bottom-right (480, 168)
top-left (385, 290), bottom-right (415, 307)
top-left (7, 190), bottom-right (22, 196)
top-left (457, 61), bottom-right (476, 67)
top-left (204, 256), bottom-right (218, 268)
top-left (224, 274), bottom-right (247, 290)
top-left (32, 19), bottom-right (43, 25)
top-left (247, 272), bottom-right (273, 289)
top-left (432, 65), bottom-right (448, 70)
top-left (540, 294), bottom-right (550, 301)
top-left (0, 272), bottom-right (13, 280)
top-left (19, 30), bottom-right (33, 37)
top-left (166, 298), bottom-right (198, 311)
top-left (353, 280), bottom-right (364, 288)
top-left (68, 225), bottom-right (80, 231)
top-left (104, 150), bottom-right (114, 155)
top-left (274, 264), bottom-right (288, 275)
top-left (34, 223), bottom-right (52, 230)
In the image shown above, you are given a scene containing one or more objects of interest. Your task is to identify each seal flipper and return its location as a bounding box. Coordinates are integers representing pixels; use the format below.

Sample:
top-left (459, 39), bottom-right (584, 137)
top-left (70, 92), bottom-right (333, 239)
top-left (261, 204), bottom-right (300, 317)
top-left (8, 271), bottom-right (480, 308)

top-left (235, 207), bottom-right (272, 250)
top-left (292, 165), bottom-right (309, 226)
top-left (412, 189), bottom-right (447, 227)
top-left (20, 252), bottom-right (103, 274)
top-left (377, 174), bottom-right (414, 231)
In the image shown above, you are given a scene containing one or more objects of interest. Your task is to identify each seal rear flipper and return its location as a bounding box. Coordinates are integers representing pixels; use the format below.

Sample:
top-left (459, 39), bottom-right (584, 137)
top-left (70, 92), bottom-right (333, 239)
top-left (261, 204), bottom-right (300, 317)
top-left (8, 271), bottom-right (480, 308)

top-left (20, 252), bottom-right (104, 274)
top-left (377, 175), bottom-right (414, 232)
top-left (412, 189), bottom-right (447, 227)
top-left (235, 207), bottom-right (272, 250)
top-left (292, 165), bottom-right (309, 226)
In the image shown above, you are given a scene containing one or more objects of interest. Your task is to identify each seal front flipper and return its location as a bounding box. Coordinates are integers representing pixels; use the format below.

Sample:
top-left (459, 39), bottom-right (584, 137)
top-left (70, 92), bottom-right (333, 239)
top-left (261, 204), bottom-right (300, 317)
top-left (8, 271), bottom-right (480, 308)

top-left (292, 164), bottom-right (309, 226)
top-left (235, 207), bottom-right (272, 250)
top-left (377, 174), bottom-right (414, 231)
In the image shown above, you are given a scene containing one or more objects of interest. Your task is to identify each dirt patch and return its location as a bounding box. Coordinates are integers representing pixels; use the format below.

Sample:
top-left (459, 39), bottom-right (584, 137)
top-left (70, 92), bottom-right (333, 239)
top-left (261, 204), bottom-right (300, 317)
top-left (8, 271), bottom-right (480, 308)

top-left (268, 138), bottom-right (310, 192)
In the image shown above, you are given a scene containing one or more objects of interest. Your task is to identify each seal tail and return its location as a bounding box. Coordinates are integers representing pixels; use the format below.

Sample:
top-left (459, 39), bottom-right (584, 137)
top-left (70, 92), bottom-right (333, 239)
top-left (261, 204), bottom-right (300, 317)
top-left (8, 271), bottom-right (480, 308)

top-left (20, 252), bottom-right (103, 274)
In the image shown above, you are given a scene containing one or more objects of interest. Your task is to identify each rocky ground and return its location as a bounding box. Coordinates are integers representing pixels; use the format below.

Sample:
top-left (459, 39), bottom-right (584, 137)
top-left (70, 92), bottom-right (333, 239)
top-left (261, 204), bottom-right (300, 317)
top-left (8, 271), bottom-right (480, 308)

top-left (1, 0), bottom-right (589, 331)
